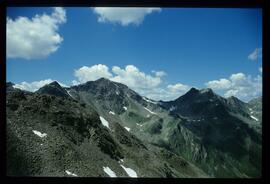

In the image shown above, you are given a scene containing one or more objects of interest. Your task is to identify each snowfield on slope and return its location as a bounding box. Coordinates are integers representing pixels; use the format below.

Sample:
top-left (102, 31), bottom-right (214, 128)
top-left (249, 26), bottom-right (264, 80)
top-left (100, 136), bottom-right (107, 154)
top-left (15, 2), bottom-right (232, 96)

top-left (99, 116), bottom-right (110, 129)
top-left (144, 107), bottom-right (157, 115)
top-left (169, 105), bottom-right (177, 111)
top-left (143, 97), bottom-right (157, 104)
top-left (120, 165), bottom-right (138, 177)
top-left (32, 130), bottom-right (47, 138)
top-left (65, 170), bottom-right (78, 177)
top-left (123, 106), bottom-right (127, 111)
top-left (103, 166), bottom-right (117, 177)
top-left (124, 127), bottom-right (130, 132)
top-left (66, 90), bottom-right (75, 99)
top-left (109, 111), bottom-right (115, 115)
top-left (250, 115), bottom-right (259, 121)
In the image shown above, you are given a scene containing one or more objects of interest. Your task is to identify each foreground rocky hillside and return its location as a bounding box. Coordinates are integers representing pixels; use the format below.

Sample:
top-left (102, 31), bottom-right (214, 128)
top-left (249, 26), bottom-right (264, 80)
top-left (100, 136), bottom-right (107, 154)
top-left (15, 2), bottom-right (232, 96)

top-left (6, 83), bottom-right (207, 177)
top-left (6, 78), bottom-right (262, 177)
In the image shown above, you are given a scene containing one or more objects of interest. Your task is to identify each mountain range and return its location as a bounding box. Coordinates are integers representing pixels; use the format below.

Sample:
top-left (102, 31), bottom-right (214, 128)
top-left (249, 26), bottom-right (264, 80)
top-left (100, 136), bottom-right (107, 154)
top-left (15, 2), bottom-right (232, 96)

top-left (6, 78), bottom-right (262, 177)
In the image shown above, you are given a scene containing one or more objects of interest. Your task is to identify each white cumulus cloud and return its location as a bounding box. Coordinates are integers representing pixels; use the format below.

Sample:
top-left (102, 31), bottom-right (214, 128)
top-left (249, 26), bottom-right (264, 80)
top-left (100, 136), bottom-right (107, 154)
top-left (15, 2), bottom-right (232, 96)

top-left (152, 70), bottom-right (166, 77)
top-left (205, 78), bottom-right (232, 90)
top-left (205, 72), bottom-right (262, 101)
top-left (248, 48), bottom-right (262, 61)
top-left (73, 64), bottom-right (112, 84)
top-left (14, 79), bottom-right (67, 92)
top-left (7, 7), bottom-right (66, 60)
top-left (167, 83), bottom-right (189, 93)
top-left (111, 65), bottom-right (162, 90)
top-left (93, 7), bottom-right (161, 26)
top-left (73, 64), bottom-right (189, 101)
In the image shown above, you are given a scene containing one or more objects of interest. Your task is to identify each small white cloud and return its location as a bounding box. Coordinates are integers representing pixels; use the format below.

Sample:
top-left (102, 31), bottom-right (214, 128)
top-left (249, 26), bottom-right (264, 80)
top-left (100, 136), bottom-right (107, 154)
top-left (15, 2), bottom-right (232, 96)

top-left (259, 67), bottom-right (262, 73)
top-left (205, 78), bottom-right (231, 90)
top-left (14, 79), bottom-right (67, 92)
top-left (167, 83), bottom-right (189, 93)
top-left (111, 65), bottom-right (162, 90)
top-left (248, 48), bottom-right (262, 61)
top-left (74, 64), bottom-right (112, 83)
top-left (152, 70), bottom-right (166, 77)
top-left (7, 7), bottom-right (66, 60)
top-left (93, 7), bottom-right (161, 26)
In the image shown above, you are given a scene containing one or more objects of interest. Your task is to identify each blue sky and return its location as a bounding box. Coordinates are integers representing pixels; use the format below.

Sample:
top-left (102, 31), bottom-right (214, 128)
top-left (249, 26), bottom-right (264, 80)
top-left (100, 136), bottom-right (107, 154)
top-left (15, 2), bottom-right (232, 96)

top-left (6, 7), bottom-right (262, 101)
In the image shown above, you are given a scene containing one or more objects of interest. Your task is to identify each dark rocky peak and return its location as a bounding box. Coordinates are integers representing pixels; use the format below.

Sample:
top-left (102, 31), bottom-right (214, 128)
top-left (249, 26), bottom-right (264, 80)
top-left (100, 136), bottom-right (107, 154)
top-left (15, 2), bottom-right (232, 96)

top-left (6, 82), bottom-right (15, 92)
top-left (74, 78), bottom-right (121, 92)
top-left (187, 87), bottom-right (200, 95)
top-left (6, 82), bottom-right (15, 88)
top-left (36, 81), bottom-right (70, 98)
top-left (96, 77), bottom-right (112, 83)
top-left (47, 81), bottom-right (62, 88)
top-left (174, 87), bottom-right (199, 101)
top-left (175, 87), bottom-right (217, 103)
top-left (227, 96), bottom-right (246, 106)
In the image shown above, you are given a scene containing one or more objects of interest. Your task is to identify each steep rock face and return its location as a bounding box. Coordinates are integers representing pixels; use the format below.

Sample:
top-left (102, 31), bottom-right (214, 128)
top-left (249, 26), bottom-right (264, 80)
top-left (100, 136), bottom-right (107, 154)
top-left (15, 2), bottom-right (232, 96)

top-left (36, 81), bottom-right (70, 98)
top-left (6, 86), bottom-right (207, 178)
top-left (160, 88), bottom-right (228, 118)
top-left (247, 97), bottom-right (262, 123)
top-left (70, 78), bottom-right (147, 114)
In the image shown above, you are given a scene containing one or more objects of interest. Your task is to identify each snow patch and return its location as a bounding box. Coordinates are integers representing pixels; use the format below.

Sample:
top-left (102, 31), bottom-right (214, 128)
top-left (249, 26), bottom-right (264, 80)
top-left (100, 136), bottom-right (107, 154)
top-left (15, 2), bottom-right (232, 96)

top-left (116, 91), bottom-right (119, 95)
top-left (99, 116), bottom-right (110, 129)
top-left (120, 165), bottom-right (138, 178)
top-left (118, 159), bottom-right (124, 163)
top-left (66, 90), bottom-right (75, 99)
top-left (123, 106), bottom-right (127, 111)
top-left (144, 107), bottom-right (157, 115)
top-left (103, 166), bottom-right (117, 177)
top-left (109, 111), bottom-right (115, 115)
top-left (143, 97), bottom-right (157, 104)
top-left (146, 114), bottom-right (150, 118)
top-left (250, 115), bottom-right (258, 121)
top-left (65, 170), bottom-right (78, 177)
top-left (124, 127), bottom-right (130, 132)
top-left (169, 105), bottom-right (177, 111)
top-left (32, 130), bottom-right (47, 138)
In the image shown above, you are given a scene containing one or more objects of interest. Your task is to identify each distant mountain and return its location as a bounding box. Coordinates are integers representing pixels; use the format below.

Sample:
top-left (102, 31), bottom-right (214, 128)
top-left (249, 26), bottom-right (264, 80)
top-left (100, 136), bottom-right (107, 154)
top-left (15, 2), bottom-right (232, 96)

top-left (158, 88), bottom-right (261, 177)
top-left (6, 79), bottom-right (262, 178)
top-left (64, 79), bottom-right (261, 177)
top-left (6, 81), bottom-right (207, 177)
top-left (36, 81), bottom-right (70, 98)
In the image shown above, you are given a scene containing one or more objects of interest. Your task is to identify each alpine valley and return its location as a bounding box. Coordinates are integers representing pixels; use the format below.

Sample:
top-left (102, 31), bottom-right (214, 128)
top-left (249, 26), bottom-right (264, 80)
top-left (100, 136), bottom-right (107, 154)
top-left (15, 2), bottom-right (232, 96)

top-left (6, 78), bottom-right (262, 178)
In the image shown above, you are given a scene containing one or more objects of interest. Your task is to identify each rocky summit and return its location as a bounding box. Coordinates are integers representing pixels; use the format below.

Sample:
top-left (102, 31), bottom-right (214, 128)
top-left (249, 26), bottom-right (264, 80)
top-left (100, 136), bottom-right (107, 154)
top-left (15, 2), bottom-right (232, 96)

top-left (6, 79), bottom-right (262, 178)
